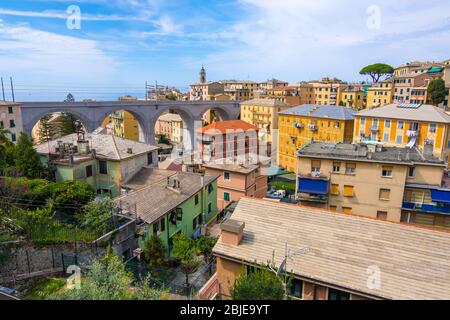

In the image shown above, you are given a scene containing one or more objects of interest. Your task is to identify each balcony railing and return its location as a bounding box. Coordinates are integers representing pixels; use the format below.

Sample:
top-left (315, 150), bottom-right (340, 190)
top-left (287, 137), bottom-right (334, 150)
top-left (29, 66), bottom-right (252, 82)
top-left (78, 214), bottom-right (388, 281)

top-left (402, 202), bottom-right (450, 214)
top-left (406, 130), bottom-right (419, 138)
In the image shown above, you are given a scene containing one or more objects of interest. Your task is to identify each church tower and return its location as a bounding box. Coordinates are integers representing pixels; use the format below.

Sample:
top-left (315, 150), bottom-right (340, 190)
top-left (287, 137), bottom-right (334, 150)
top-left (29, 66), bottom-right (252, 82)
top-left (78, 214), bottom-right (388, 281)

top-left (199, 65), bottom-right (206, 84)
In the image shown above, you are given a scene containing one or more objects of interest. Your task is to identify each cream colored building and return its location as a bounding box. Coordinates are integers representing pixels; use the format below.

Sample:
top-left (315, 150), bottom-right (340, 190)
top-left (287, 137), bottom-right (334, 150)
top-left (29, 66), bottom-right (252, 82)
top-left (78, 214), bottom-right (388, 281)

top-left (189, 66), bottom-right (225, 101)
top-left (299, 78), bottom-right (347, 106)
top-left (0, 101), bottom-right (22, 143)
top-left (296, 142), bottom-right (446, 224)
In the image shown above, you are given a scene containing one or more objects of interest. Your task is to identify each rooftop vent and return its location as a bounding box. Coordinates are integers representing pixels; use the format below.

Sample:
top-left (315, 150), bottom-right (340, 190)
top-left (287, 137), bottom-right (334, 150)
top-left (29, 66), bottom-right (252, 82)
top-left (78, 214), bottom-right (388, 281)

top-left (127, 148), bottom-right (133, 154)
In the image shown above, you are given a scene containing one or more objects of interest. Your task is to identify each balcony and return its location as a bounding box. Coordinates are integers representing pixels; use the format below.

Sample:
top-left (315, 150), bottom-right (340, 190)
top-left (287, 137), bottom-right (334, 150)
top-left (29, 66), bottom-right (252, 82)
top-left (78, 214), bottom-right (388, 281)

top-left (402, 202), bottom-right (450, 215)
top-left (297, 176), bottom-right (329, 203)
top-left (308, 123), bottom-right (318, 132)
top-left (294, 122), bottom-right (303, 129)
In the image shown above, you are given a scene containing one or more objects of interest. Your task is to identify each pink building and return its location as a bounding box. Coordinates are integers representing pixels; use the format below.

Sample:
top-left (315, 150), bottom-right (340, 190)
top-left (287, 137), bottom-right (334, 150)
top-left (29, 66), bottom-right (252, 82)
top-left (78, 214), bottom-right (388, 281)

top-left (203, 161), bottom-right (268, 212)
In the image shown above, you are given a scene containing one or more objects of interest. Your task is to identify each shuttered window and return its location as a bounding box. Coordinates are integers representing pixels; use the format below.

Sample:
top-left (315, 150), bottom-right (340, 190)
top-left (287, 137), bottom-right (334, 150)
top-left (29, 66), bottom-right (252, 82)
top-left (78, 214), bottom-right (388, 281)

top-left (311, 160), bottom-right (321, 172)
top-left (331, 184), bottom-right (339, 195)
top-left (343, 185), bottom-right (354, 197)
top-left (382, 166), bottom-right (393, 177)
top-left (377, 211), bottom-right (388, 221)
top-left (342, 207), bottom-right (352, 215)
top-left (345, 163), bottom-right (356, 174)
top-left (379, 189), bottom-right (391, 200)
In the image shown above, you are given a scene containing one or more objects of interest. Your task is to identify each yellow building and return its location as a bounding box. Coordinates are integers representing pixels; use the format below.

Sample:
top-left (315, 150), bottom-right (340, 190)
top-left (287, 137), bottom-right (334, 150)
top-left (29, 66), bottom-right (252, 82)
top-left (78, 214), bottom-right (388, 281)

top-left (365, 79), bottom-right (394, 108)
top-left (278, 105), bottom-right (356, 172)
top-left (354, 103), bottom-right (450, 162)
top-left (110, 110), bottom-right (140, 141)
top-left (299, 78), bottom-right (347, 106)
top-left (296, 142), bottom-right (447, 226)
top-left (338, 85), bottom-right (365, 110)
top-left (240, 98), bottom-right (290, 156)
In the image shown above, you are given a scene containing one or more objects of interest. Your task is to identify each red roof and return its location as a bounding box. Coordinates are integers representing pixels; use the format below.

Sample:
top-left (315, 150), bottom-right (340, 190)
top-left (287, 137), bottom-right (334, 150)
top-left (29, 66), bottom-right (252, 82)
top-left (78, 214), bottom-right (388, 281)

top-left (197, 120), bottom-right (258, 134)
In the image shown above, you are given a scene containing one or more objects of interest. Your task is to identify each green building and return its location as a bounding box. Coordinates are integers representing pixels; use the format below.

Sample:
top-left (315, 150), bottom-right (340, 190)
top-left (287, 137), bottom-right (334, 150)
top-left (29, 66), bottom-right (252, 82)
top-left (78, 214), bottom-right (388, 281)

top-left (35, 133), bottom-right (159, 197)
top-left (116, 167), bottom-right (219, 255)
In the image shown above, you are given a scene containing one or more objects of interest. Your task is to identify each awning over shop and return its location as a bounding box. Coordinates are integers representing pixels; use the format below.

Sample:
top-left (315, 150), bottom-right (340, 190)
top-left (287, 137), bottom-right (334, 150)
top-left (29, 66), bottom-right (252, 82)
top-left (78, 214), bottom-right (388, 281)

top-left (298, 177), bottom-right (329, 195)
top-left (430, 188), bottom-right (450, 204)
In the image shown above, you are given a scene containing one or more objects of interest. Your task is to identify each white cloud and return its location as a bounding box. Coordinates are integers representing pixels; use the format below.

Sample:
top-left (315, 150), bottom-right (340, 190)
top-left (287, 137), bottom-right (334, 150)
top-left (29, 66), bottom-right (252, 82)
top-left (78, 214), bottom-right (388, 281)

top-left (197, 0), bottom-right (450, 82)
top-left (0, 19), bottom-right (115, 79)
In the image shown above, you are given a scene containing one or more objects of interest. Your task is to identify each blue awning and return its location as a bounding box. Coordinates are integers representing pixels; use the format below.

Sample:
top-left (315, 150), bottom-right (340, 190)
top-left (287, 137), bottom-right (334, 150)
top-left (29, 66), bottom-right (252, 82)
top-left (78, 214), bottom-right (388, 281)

top-left (430, 189), bottom-right (450, 204)
top-left (298, 178), bottom-right (329, 195)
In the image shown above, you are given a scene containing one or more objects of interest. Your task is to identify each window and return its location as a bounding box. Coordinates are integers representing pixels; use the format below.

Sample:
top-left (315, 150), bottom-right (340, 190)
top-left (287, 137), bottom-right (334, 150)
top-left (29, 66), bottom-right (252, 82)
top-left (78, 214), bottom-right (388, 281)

top-left (147, 152), bottom-right (153, 165)
top-left (329, 206), bottom-right (337, 212)
top-left (335, 121), bottom-right (340, 128)
top-left (345, 163), bottom-right (356, 175)
top-left (0, 121), bottom-right (3, 128)
top-left (8, 106), bottom-right (13, 114)
top-left (377, 211), bottom-right (388, 221)
top-left (382, 166), bottom-right (393, 177)
top-left (383, 133), bottom-right (389, 142)
top-left (328, 289), bottom-right (350, 300)
top-left (398, 121), bottom-right (404, 130)
top-left (360, 117), bottom-right (366, 126)
top-left (331, 184), bottom-right (339, 195)
top-left (99, 160), bottom-right (108, 174)
top-left (195, 194), bottom-right (199, 205)
top-left (11, 133), bottom-right (16, 142)
top-left (311, 160), bottom-right (321, 174)
top-left (372, 118), bottom-right (379, 129)
top-left (342, 207), bottom-right (352, 215)
top-left (396, 135), bottom-right (403, 144)
top-left (9, 119), bottom-right (15, 128)
top-left (343, 185), bottom-right (354, 197)
top-left (408, 167), bottom-right (415, 178)
top-left (224, 192), bottom-right (230, 202)
top-left (208, 202), bottom-right (212, 214)
top-left (379, 188), bottom-right (391, 201)
top-left (85, 165), bottom-right (93, 178)
top-left (332, 162), bottom-right (340, 173)
top-left (288, 279), bottom-right (303, 299)
top-left (224, 171), bottom-right (231, 181)
top-left (429, 123), bottom-right (437, 133)
top-left (385, 120), bottom-right (391, 128)
top-left (208, 184), bottom-right (214, 194)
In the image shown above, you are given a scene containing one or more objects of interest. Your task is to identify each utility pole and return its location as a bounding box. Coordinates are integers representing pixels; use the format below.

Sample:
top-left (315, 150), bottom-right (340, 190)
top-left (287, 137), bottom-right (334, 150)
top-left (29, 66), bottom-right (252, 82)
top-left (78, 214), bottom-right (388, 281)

top-left (10, 77), bottom-right (15, 102)
top-left (1, 77), bottom-right (5, 101)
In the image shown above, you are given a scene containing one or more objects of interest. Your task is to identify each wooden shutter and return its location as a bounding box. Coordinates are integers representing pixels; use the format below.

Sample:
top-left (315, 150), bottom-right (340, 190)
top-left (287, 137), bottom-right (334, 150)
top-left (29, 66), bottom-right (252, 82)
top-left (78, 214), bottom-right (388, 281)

top-left (311, 160), bottom-right (321, 168)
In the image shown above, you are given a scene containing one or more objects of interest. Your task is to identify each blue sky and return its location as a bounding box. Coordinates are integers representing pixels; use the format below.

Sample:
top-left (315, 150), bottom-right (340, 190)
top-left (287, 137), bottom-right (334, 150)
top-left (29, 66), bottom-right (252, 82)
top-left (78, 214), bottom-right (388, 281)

top-left (0, 0), bottom-right (449, 101)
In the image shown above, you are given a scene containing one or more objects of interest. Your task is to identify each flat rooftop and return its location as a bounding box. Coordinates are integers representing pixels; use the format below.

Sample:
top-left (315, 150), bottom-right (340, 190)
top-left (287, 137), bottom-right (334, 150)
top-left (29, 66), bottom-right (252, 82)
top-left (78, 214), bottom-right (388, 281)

top-left (213, 198), bottom-right (450, 300)
top-left (297, 142), bottom-right (445, 166)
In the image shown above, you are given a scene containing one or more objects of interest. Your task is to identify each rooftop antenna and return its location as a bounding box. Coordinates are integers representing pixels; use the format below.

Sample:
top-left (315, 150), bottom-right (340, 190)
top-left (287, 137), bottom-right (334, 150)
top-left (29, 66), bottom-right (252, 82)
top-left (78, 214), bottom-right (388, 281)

top-left (1, 77), bottom-right (5, 101)
top-left (10, 77), bottom-right (15, 102)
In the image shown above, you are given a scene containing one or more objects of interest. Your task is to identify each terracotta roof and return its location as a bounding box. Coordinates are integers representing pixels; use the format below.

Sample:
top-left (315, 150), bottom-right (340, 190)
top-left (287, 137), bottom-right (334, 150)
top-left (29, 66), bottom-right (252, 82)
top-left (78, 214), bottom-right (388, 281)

top-left (197, 120), bottom-right (258, 134)
top-left (213, 198), bottom-right (450, 300)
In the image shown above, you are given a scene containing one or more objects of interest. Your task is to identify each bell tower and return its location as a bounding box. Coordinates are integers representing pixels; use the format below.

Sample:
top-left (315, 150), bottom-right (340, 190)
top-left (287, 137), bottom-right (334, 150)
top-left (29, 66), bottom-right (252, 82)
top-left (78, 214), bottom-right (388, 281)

top-left (199, 65), bottom-right (206, 84)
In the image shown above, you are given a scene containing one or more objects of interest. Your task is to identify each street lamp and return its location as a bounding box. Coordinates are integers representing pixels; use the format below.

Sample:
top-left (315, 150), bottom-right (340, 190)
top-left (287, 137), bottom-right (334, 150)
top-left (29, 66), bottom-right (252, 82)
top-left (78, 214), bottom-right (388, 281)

top-left (269, 242), bottom-right (310, 300)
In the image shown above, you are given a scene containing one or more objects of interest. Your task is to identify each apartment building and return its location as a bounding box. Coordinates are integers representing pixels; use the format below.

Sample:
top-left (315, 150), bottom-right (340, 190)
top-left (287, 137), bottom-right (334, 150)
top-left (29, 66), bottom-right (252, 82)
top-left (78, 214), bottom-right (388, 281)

top-left (258, 78), bottom-right (288, 91)
top-left (354, 103), bottom-right (450, 161)
top-left (219, 80), bottom-right (258, 101)
top-left (110, 110), bottom-right (140, 141)
top-left (240, 99), bottom-right (290, 156)
top-left (0, 101), bottom-right (22, 143)
top-left (35, 133), bottom-right (159, 197)
top-left (394, 60), bottom-right (444, 77)
top-left (117, 168), bottom-right (218, 256)
top-left (203, 160), bottom-right (268, 212)
top-left (155, 113), bottom-right (184, 144)
top-left (278, 105), bottom-right (356, 173)
top-left (296, 142), bottom-right (446, 224)
top-left (300, 77), bottom-right (348, 106)
top-left (365, 79), bottom-right (394, 108)
top-left (196, 120), bottom-right (259, 163)
top-left (189, 67), bottom-right (225, 101)
top-left (339, 85), bottom-right (365, 109)
top-left (210, 198), bottom-right (450, 300)
top-left (264, 86), bottom-right (302, 106)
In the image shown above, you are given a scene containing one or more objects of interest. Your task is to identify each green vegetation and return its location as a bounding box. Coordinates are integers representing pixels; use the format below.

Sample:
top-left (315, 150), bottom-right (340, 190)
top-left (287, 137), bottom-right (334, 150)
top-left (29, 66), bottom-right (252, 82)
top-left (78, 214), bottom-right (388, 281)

top-left (0, 133), bottom-right (46, 178)
top-left (23, 277), bottom-right (66, 300)
top-left (172, 233), bottom-right (202, 288)
top-left (38, 114), bottom-right (58, 144)
top-left (51, 251), bottom-right (167, 300)
top-left (143, 234), bottom-right (166, 267)
top-left (428, 78), bottom-right (446, 106)
top-left (269, 181), bottom-right (296, 194)
top-left (156, 134), bottom-right (171, 145)
top-left (196, 236), bottom-right (218, 274)
top-left (359, 63), bottom-right (394, 83)
top-left (231, 266), bottom-right (284, 300)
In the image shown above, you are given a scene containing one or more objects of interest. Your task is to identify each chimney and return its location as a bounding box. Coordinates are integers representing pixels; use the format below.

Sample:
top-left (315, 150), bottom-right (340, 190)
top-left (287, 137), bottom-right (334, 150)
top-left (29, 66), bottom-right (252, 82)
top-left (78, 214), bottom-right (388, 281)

top-left (220, 219), bottom-right (245, 246)
top-left (423, 142), bottom-right (434, 156)
top-left (127, 148), bottom-right (133, 154)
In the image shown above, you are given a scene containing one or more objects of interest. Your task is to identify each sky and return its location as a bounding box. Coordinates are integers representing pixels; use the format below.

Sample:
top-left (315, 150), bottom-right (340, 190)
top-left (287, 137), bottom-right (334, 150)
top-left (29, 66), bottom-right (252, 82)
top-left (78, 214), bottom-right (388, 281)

top-left (0, 0), bottom-right (449, 101)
